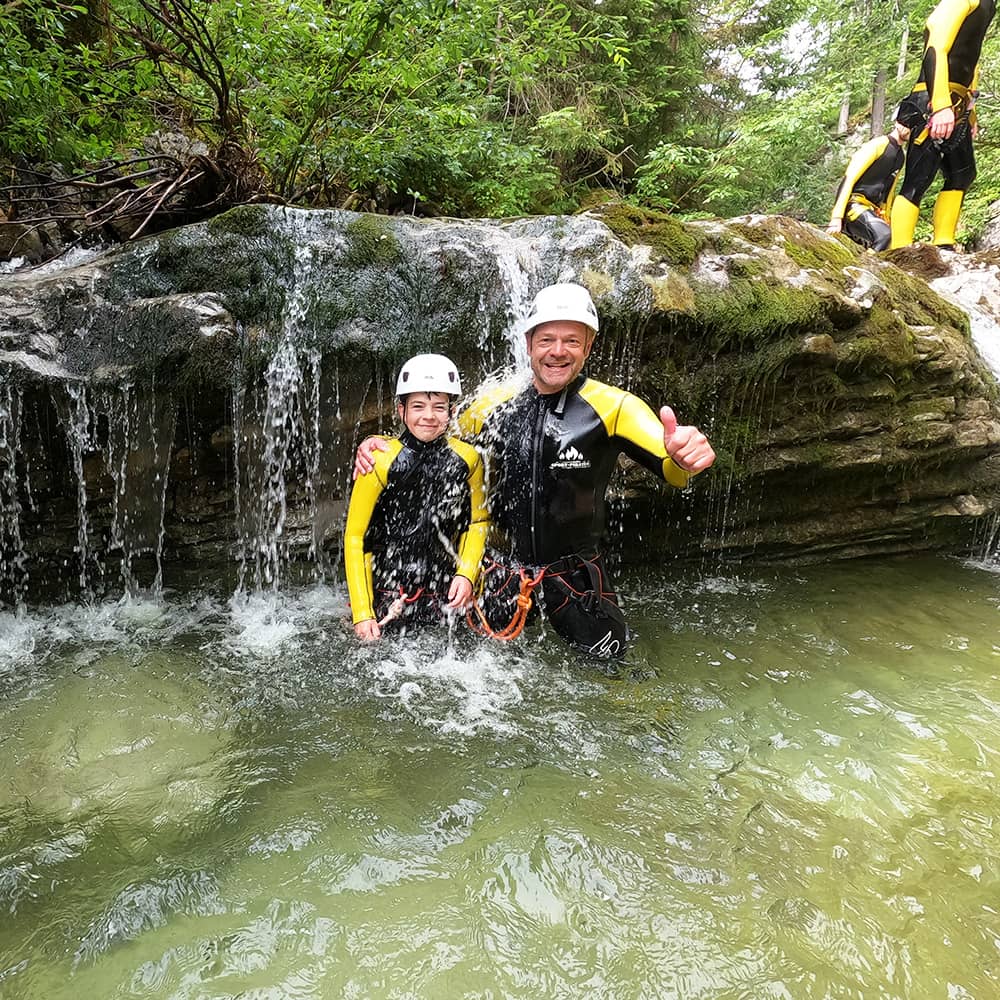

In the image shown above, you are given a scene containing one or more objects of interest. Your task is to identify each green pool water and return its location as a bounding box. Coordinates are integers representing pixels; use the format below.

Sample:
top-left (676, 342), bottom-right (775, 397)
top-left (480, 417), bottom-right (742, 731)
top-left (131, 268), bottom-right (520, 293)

top-left (1, 554), bottom-right (999, 999)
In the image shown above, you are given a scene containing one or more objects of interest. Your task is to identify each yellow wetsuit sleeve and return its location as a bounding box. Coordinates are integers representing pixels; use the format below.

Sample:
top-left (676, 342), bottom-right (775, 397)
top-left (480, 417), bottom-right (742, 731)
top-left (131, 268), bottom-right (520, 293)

top-left (450, 439), bottom-right (490, 583)
top-left (458, 381), bottom-right (519, 438)
top-left (343, 439), bottom-right (398, 624)
top-left (829, 137), bottom-right (890, 224)
top-left (579, 380), bottom-right (693, 489)
top-left (925, 0), bottom-right (980, 111)
top-left (612, 392), bottom-right (692, 489)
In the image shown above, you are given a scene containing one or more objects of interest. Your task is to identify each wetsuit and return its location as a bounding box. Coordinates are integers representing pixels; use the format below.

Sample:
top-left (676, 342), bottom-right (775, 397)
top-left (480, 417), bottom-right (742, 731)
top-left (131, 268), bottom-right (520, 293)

top-left (829, 134), bottom-right (905, 251)
top-left (891, 0), bottom-right (995, 248)
top-left (459, 375), bottom-right (692, 658)
top-left (344, 429), bottom-right (488, 631)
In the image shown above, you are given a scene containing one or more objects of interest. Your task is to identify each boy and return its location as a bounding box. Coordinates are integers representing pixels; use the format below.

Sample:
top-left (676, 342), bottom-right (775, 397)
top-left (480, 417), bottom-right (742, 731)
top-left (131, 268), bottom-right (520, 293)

top-left (343, 354), bottom-right (489, 640)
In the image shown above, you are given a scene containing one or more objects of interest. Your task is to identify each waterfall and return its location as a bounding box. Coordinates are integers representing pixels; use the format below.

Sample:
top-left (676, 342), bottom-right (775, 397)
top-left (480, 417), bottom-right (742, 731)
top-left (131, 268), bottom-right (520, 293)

top-left (61, 384), bottom-right (95, 592)
top-left (4, 206), bottom-right (999, 603)
top-left (99, 381), bottom-right (176, 596)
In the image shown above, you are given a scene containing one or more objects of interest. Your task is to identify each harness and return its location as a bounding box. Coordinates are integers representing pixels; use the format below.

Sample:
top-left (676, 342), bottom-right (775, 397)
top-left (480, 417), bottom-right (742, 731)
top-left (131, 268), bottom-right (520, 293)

top-left (467, 553), bottom-right (623, 643)
top-left (904, 82), bottom-right (973, 146)
top-left (846, 194), bottom-right (879, 221)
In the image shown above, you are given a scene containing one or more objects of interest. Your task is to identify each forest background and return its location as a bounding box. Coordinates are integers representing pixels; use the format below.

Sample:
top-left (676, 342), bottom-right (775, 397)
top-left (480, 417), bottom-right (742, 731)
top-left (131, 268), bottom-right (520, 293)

top-left (3, 0), bottom-right (999, 247)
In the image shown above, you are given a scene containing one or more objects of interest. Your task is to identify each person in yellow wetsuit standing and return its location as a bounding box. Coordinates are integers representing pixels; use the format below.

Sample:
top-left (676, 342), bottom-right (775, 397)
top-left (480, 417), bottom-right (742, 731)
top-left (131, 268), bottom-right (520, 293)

top-left (890, 0), bottom-right (996, 249)
top-left (343, 353), bottom-right (489, 641)
top-left (827, 118), bottom-right (912, 251)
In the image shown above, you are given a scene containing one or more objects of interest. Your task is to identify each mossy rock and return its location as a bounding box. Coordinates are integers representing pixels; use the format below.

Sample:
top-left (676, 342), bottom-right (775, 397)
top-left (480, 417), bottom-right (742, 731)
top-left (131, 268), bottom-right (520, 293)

top-left (693, 279), bottom-right (828, 348)
top-left (343, 214), bottom-right (403, 267)
top-left (879, 264), bottom-right (970, 333)
top-left (593, 203), bottom-right (704, 266)
top-left (840, 304), bottom-right (916, 373)
top-left (783, 232), bottom-right (857, 272)
top-left (207, 205), bottom-right (273, 239)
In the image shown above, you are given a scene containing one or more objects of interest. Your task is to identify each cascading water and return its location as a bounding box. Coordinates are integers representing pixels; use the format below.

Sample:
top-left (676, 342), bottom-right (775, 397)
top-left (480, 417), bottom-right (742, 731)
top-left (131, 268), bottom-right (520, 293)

top-left (0, 382), bottom-right (26, 606)
top-left (60, 383), bottom-right (96, 592)
top-left (234, 246), bottom-right (324, 593)
top-left (3, 207), bottom-right (1000, 605)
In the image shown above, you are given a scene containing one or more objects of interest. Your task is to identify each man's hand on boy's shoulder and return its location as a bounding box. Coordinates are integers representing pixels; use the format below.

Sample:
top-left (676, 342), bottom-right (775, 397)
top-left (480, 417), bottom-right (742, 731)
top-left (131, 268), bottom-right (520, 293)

top-left (353, 436), bottom-right (389, 479)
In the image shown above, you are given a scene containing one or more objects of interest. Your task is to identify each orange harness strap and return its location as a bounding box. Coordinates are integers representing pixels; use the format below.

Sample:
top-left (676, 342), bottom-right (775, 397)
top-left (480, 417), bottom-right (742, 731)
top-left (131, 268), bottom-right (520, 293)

top-left (467, 567), bottom-right (545, 641)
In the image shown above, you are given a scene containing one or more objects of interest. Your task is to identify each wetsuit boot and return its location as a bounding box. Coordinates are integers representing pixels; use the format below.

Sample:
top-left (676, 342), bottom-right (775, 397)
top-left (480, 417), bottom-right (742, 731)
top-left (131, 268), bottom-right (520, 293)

top-left (890, 196), bottom-right (922, 249)
top-left (932, 189), bottom-right (966, 247)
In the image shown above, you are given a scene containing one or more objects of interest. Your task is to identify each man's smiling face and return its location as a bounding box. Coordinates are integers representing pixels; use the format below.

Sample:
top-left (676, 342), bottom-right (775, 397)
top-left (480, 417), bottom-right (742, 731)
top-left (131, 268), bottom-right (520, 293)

top-left (526, 320), bottom-right (594, 394)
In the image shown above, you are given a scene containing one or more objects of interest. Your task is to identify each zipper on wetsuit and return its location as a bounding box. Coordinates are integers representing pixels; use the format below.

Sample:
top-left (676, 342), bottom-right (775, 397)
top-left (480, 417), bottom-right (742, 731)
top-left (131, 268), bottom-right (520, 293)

top-left (529, 392), bottom-right (547, 564)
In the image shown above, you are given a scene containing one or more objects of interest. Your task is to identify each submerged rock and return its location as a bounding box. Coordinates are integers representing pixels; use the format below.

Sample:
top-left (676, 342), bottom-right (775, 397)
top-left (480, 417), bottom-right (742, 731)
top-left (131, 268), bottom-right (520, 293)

top-left (1, 206), bottom-right (999, 600)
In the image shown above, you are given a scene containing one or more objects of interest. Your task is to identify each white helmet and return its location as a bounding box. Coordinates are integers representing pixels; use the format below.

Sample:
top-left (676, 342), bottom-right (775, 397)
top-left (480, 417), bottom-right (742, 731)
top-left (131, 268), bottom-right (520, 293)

top-left (395, 353), bottom-right (462, 397)
top-left (521, 282), bottom-right (599, 337)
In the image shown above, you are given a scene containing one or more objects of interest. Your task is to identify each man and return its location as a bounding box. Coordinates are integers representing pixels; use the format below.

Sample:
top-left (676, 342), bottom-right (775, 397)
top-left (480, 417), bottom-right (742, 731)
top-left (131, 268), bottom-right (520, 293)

top-left (890, 0), bottom-right (995, 249)
top-left (354, 283), bottom-right (715, 659)
top-left (827, 118), bottom-right (911, 251)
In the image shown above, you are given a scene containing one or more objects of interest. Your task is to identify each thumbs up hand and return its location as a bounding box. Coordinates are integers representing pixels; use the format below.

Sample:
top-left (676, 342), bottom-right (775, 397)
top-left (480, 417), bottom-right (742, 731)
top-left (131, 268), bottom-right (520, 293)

top-left (660, 406), bottom-right (715, 473)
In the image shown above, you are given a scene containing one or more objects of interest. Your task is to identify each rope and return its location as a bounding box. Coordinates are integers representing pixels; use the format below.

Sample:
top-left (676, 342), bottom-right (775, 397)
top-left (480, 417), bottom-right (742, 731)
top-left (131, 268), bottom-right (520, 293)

top-left (377, 586), bottom-right (425, 628)
top-left (467, 567), bottom-right (545, 641)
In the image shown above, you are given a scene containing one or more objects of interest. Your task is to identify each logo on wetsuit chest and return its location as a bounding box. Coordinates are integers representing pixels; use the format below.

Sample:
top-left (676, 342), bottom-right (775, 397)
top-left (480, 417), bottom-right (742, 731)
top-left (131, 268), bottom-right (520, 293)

top-left (551, 445), bottom-right (591, 470)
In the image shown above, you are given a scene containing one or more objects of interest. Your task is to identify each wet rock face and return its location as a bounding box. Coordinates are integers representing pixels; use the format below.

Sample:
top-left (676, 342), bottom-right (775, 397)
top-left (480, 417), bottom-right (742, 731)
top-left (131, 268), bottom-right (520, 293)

top-left (2, 206), bottom-right (1000, 601)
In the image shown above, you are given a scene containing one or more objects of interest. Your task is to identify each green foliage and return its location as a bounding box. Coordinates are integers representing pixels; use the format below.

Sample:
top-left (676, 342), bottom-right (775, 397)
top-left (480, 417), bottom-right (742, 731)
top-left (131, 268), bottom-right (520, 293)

top-left (5, 0), bottom-right (1000, 240)
top-left (0, 3), bottom-right (135, 161)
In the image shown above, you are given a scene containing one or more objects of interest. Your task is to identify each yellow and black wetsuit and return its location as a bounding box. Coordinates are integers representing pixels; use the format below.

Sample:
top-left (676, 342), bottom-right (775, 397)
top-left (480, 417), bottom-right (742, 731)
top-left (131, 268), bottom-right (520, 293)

top-left (459, 374), bottom-right (693, 658)
top-left (829, 134), bottom-right (905, 251)
top-left (891, 0), bottom-right (996, 248)
top-left (344, 429), bottom-right (488, 630)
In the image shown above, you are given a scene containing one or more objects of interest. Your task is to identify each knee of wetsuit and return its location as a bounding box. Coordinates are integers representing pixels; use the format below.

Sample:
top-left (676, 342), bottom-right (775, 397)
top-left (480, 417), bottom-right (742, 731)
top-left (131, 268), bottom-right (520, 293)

top-left (945, 164), bottom-right (976, 190)
top-left (541, 578), bottom-right (630, 659)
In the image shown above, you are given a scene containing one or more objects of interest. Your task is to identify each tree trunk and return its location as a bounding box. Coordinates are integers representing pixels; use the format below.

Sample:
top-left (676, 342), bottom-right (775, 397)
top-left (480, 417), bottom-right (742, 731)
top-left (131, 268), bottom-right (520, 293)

top-left (897, 22), bottom-right (910, 80)
top-left (837, 92), bottom-right (851, 135)
top-left (871, 68), bottom-right (887, 136)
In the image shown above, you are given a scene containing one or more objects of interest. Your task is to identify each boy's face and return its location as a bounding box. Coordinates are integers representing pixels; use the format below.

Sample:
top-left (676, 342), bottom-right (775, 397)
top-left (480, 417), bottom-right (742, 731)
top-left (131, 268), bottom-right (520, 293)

top-left (398, 391), bottom-right (452, 442)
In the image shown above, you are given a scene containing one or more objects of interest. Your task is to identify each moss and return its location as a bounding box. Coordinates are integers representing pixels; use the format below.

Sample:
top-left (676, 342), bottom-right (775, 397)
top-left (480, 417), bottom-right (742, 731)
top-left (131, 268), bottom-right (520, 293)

top-left (783, 232), bottom-right (856, 271)
top-left (207, 205), bottom-right (272, 239)
top-left (644, 273), bottom-right (696, 314)
top-left (726, 256), bottom-right (769, 279)
top-left (879, 264), bottom-right (970, 333)
top-left (693, 278), bottom-right (826, 349)
top-left (595, 203), bottom-right (704, 266)
top-left (803, 369), bottom-right (850, 402)
top-left (840, 304), bottom-right (915, 372)
top-left (793, 441), bottom-right (842, 468)
top-left (343, 214), bottom-right (402, 267)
